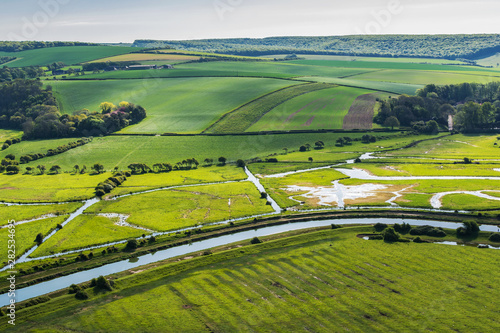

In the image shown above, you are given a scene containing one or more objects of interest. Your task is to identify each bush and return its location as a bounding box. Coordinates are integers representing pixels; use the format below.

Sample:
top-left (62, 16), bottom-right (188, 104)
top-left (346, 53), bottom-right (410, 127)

top-left (0, 308), bottom-right (5, 316)
top-left (374, 223), bottom-right (388, 232)
top-left (75, 290), bottom-right (89, 300)
top-left (368, 235), bottom-right (384, 240)
top-left (236, 159), bottom-right (246, 168)
top-left (68, 284), bottom-right (81, 294)
top-left (251, 237), bottom-right (262, 244)
top-left (96, 276), bottom-right (112, 291)
top-left (410, 225), bottom-right (447, 238)
top-left (126, 239), bottom-right (138, 250)
top-left (34, 233), bottom-right (44, 244)
top-left (489, 233), bottom-right (500, 242)
top-left (413, 237), bottom-right (425, 243)
top-left (393, 222), bottom-right (412, 234)
top-left (331, 224), bottom-right (342, 229)
top-left (457, 220), bottom-right (480, 238)
top-left (202, 250), bottom-right (212, 256)
top-left (382, 227), bottom-right (401, 242)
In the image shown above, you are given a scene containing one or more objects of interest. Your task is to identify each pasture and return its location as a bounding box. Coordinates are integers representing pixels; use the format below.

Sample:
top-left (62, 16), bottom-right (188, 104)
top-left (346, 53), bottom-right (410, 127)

top-left (32, 215), bottom-right (147, 257)
top-left (7, 227), bottom-right (500, 332)
top-left (247, 86), bottom-right (378, 132)
top-left (51, 77), bottom-right (299, 133)
top-left (0, 202), bottom-right (82, 226)
top-left (85, 182), bottom-right (274, 232)
top-left (0, 46), bottom-right (138, 67)
top-left (16, 132), bottom-right (386, 171)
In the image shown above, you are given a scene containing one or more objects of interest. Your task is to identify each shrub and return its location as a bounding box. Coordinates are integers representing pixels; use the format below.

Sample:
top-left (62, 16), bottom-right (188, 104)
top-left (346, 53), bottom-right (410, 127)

top-left (202, 250), bottom-right (212, 256)
top-left (410, 225), bottom-right (446, 238)
top-left (126, 239), bottom-right (138, 250)
top-left (34, 233), bottom-right (44, 244)
top-left (68, 284), bottom-right (81, 294)
top-left (260, 192), bottom-right (268, 199)
top-left (413, 237), bottom-right (424, 243)
top-left (96, 276), bottom-right (112, 291)
top-left (368, 235), bottom-right (384, 240)
top-left (457, 220), bottom-right (480, 238)
top-left (0, 308), bottom-right (5, 316)
top-left (382, 227), bottom-right (401, 242)
top-left (75, 290), bottom-right (89, 300)
top-left (236, 159), bottom-right (246, 168)
top-left (149, 236), bottom-right (156, 243)
top-left (374, 223), bottom-right (388, 232)
top-left (394, 222), bottom-right (412, 234)
top-left (251, 237), bottom-right (262, 244)
top-left (489, 233), bottom-right (500, 242)
top-left (331, 224), bottom-right (342, 229)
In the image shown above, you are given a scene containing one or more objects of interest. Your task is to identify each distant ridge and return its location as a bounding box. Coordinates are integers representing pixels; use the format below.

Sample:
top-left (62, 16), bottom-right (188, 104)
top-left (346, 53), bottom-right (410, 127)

top-left (132, 34), bottom-right (500, 60)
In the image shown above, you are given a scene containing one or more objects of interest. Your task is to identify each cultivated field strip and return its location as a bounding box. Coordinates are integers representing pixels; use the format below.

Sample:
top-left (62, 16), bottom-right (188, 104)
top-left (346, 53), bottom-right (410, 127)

top-left (53, 232), bottom-right (500, 332)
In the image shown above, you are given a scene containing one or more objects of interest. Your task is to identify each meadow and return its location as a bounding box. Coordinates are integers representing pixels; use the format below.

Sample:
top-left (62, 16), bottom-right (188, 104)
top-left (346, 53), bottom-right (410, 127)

top-left (204, 83), bottom-right (333, 133)
top-left (14, 132), bottom-right (394, 171)
top-left (0, 216), bottom-right (67, 265)
top-left (247, 86), bottom-right (378, 132)
top-left (0, 202), bottom-right (82, 226)
top-left (0, 173), bottom-right (109, 202)
top-left (51, 77), bottom-right (300, 133)
top-left (6, 226), bottom-right (500, 332)
top-left (32, 215), bottom-right (147, 257)
top-left (0, 46), bottom-right (138, 67)
top-left (85, 182), bottom-right (274, 231)
top-left (349, 162), bottom-right (500, 177)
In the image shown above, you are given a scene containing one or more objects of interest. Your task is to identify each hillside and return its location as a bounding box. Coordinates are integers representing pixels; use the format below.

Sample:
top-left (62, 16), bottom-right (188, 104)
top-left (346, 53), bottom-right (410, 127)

top-left (133, 34), bottom-right (500, 60)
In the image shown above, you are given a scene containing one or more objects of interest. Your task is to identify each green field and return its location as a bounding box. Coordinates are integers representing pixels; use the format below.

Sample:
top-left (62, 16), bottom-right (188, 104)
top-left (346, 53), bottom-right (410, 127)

top-left (0, 46), bottom-right (139, 67)
top-left (302, 76), bottom-right (422, 95)
top-left (247, 86), bottom-right (377, 131)
top-left (351, 162), bottom-right (500, 177)
top-left (353, 69), bottom-right (500, 85)
top-left (204, 83), bottom-right (333, 133)
top-left (0, 202), bottom-right (82, 226)
top-left (0, 216), bottom-right (67, 265)
top-left (85, 182), bottom-right (274, 232)
top-left (109, 166), bottom-right (247, 196)
top-left (0, 173), bottom-right (110, 203)
top-left (6, 227), bottom-right (500, 332)
top-left (52, 77), bottom-right (299, 133)
top-left (32, 215), bottom-right (147, 257)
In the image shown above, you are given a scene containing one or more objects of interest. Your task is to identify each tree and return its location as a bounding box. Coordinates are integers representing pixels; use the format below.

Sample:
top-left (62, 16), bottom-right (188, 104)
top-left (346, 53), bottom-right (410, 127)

top-left (99, 102), bottom-right (116, 114)
top-left (218, 156), bottom-right (227, 166)
top-left (37, 165), bottom-right (46, 174)
top-left (382, 227), bottom-right (401, 242)
top-left (299, 145), bottom-right (307, 152)
top-left (6, 165), bottom-right (20, 174)
top-left (308, 157), bottom-right (313, 163)
top-left (236, 159), bottom-right (246, 168)
top-left (95, 276), bottom-right (112, 291)
top-left (457, 220), bottom-right (480, 238)
top-left (315, 141), bottom-right (324, 149)
top-left (73, 165), bottom-right (80, 173)
top-left (283, 148), bottom-right (288, 155)
top-left (49, 165), bottom-right (61, 174)
top-left (92, 163), bottom-right (104, 174)
top-left (383, 116), bottom-right (400, 130)
top-left (35, 233), bottom-right (44, 244)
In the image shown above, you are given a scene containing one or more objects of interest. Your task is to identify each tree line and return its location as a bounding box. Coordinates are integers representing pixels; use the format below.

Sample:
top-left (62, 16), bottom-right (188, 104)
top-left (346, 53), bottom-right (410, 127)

top-left (374, 82), bottom-right (500, 133)
top-left (133, 34), bottom-right (500, 60)
top-left (0, 80), bottom-right (147, 139)
top-left (0, 41), bottom-right (97, 52)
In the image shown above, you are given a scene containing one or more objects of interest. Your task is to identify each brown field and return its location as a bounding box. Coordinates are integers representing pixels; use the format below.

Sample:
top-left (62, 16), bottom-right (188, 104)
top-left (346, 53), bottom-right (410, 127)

top-left (342, 93), bottom-right (377, 130)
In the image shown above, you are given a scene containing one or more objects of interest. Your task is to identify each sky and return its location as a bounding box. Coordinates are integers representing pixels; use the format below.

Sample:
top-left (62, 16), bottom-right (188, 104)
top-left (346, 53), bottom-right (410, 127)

top-left (1, 0), bottom-right (499, 42)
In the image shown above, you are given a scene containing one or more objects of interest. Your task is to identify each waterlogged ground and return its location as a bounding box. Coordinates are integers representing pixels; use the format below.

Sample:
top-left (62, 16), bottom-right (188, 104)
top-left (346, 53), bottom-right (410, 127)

top-left (3, 134), bottom-right (500, 265)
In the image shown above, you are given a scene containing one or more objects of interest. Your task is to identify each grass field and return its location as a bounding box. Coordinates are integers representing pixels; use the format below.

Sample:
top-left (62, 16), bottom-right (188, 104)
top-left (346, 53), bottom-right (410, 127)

top-left (273, 54), bottom-right (470, 65)
top-left (350, 162), bottom-right (500, 177)
top-left (110, 166), bottom-right (247, 196)
top-left (0, 173), bottom-right (109, 203)
top-left (0, 216), bottom-right (67, 265)
top-left (17, 133), bottom-right (390, 171)
top-left (293, 59), bottom-right (500, 73)
top-left (247, 86), bottom-right (377, 132)
top-left (441, 193), bottom-right (500, 211)
top-left (0, 202), bottom-right (82, 226)
top-left (380, 134), bottom-right (500, 160)
top-left (0, 46), bottom-right (138, 67)
top-left (7, 227), bottom-right (500, 332)
top-left (51, 77), bottom-right (299, 133)
top-left (353, 69), bottom-right (500, 85)
top-left (0, 129), bottom-right (22, 141)
top-left (32, 215), bottom-right (147, 257)
top-left (302, 76), bottom-right (422, 95)
top-left (88, 53), bottom-right (199, 63)
top-left (204, 83), bottom-right (334, 133)
top-left (85, 182), bottom-right (274, 232)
